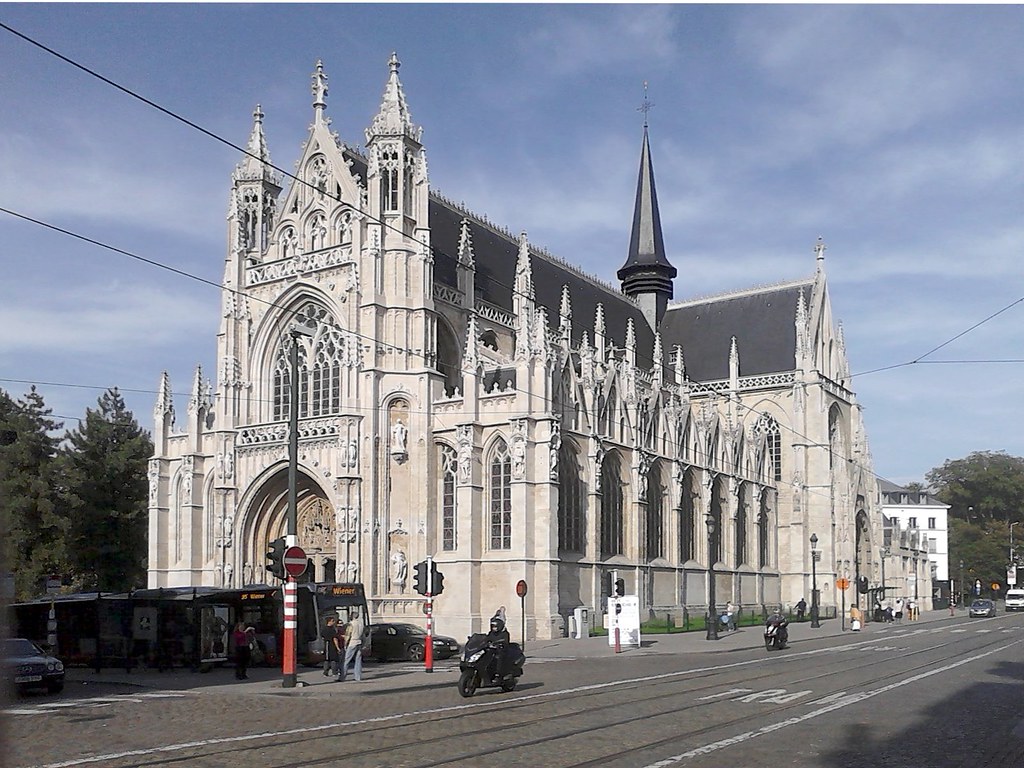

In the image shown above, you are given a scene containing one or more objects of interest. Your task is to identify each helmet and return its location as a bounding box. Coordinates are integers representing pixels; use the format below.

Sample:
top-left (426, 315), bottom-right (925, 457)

top-left (489, 616), bottom-right (505, 633)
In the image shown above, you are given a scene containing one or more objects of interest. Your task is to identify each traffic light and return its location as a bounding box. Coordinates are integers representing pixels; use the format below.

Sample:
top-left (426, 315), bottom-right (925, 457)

top-left (615, 578), bottom-right (625, 597)
top-left (413, 560), bottom-right (429, 596)
top-left (857, 576), bottom-right (869, 594)
top-left (431, 562), bottom-right (445, 596)
top-left (606, 572), bottom-right (614, 597)
top-left (265, 537), bottom-right (286, 580)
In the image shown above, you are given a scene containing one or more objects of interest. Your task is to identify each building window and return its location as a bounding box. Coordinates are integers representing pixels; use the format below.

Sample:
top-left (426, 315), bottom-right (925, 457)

top-left (270, 303), bottom-right (348, 422)
top-left (909, 517), bottom-right (918, 529)
top-left (489, 441), bottom-right (512, 550)
top-left (646, 461), bottom-right (664, 561)
top-left (558, 441), bottom-right (585, 553)
top-left (754, 414), bottom-right (782, 482)
top-left (735, 483), bottom-right (748, 566)
top-left (758, 490), bottom-right (771, 568)
top-left (928, 517), bottom-right (936, 529)
top-left (600, 451), bottom-right (624, 559)
top-left (380, 148), bottom-right (400, 212)
top-left (440, 446), bottom-right (457, 551)
top-left (679, 468), bottom-right (696, 562)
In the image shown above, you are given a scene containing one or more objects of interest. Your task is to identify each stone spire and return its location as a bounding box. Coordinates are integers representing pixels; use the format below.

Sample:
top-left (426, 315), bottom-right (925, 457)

top-left (673, 344), bottom-right (685, 386)
top-left (594, 303), bottom-right (606, 363)
top-left (652, 331), bottom-right (664, 385)
top-left (457, 218), bottom-right (475, 268)
top-left (463, 313), bottom-right (480, 374)
top-left (559, 284), bottom-right (572, 345)
top-left (729, 336), bottom-right (740, 390)
top-left (154, 371), bottom-right (174, 418)
top-left (366, 52), bottom-right (421, 141)
top-left (815, 236), bottom-right (827, 273)
top-left (624, 318), bottom-right (637, 367)
top-left (187, 365), bottom-right (206, 414)
top-left (617, 120), bottom-right (677, 330)
top-left (234, 104), bottom-right (274, 182)
top-left (312, 60), bottom-right (328, 123)
top-left (514, 231), bottom-right (534, 300)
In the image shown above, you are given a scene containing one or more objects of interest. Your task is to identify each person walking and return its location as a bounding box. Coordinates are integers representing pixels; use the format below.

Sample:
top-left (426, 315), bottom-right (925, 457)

top-left (894, 597), bottom-right (905, 624)
top-left (322, 616), bottom-right (342, 678)
top-left (339, 608), bottom-right (365, 682)
top-left (232, 621), bottom-right (251, 680)
top-left (795, 598), bottom-right (807, 621)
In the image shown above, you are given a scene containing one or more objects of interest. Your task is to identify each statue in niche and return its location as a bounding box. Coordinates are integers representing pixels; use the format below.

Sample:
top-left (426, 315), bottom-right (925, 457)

top-left (390, 550), bottom-right (408, 591)
top-left (347, 438), bottom-right (358, 468)
top-left (390, 419), bottom-right (408, 461)
top-left (512, 438), bottom-right (526, 479)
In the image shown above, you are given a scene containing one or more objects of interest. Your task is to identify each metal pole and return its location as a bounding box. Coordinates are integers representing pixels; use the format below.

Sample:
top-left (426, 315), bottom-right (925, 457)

top-left (282, 327), bottom-right (308, 688)
top-left (706, 516), bottom-right (718, 641)
top-left (810, 533), bottom-right (820, 628)
top-left (425, 555), bottom-right (434, 673)
top-left (841, 585), bottom-right (846, 631)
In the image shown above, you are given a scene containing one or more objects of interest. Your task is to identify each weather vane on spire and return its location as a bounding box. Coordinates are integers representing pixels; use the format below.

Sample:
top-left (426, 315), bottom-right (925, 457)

top-left (638, 80), bottom-right (655, 127)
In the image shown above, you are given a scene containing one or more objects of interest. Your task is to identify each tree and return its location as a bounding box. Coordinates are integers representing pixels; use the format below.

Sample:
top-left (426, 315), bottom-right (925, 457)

top-left (0, 387), bottom-right (64, 600)
top-left (57, 388), bottom-right (153, 592)
top-left (926, 451), bottom-right (1024, 522)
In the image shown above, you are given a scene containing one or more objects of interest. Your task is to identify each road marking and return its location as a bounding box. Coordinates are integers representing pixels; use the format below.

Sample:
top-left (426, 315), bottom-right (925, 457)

top-left (638, 639), bottom-right (1024, 767)
top-left (19, 635), bottom-right (966, 768)
top-left (697, 689), bottom-right (752, 701)
top-left (949, 629), bottom-right (967, 633)
top-left (3, 692), bottom-right (187, 717)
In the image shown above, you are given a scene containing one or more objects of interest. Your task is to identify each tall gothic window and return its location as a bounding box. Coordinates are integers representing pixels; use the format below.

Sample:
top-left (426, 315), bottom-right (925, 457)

top-left (735, 483), bottom-right (748, 566)
top-left (271, 302), bottom-right (348, 421)
top-left (646, 461), bottom-right (664, 561)
top-left (758, 489), bottom-right (772, 568)
top-left (440, 446), bottom-right (457, 551)
top-left (679, 468), bottom-right (696, 562)
top-left (558, 441), bottom-right (585, 553)
top-left (381, 148), bottom-right (399, 212)
top-left (710, 476), bottom-right (725, 564)
top-left (678, 415), bottom-right (691, 464)
top-left (489, 441), bottom-right (512, 550)
top-left (600, 451), bottom-right (624, 559)
top-left (754, 414), bottom-right (782, 482)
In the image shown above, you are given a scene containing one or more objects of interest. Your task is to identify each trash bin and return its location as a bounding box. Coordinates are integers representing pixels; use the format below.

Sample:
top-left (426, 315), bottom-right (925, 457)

top-left (572, 607), bottom-right (590, 639)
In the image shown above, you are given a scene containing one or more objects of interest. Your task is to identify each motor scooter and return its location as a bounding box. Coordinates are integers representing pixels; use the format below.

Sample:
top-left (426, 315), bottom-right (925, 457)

top-left (457, 633), bottom-right (526, 697)
top-left (764, 616), bottom-right (789, 651)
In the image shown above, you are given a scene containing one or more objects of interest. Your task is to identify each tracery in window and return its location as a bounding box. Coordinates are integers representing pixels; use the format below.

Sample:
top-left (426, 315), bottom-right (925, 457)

top-left (489, 440), bottom-right (512, 550)
top-left (558, 441), bottom-right (585, 553)
top-left (600, 450), bottom-right (624, 558)
top-left (646, 460), bottom-right (665, 561)
top-left (754, 414), bottom-right (782, 483)
top-left (270, 302), bottom-right (348, 421)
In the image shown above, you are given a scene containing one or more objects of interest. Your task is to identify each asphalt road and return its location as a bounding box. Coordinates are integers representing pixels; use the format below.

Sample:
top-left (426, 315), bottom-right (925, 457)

top-left (6, 613), bottom-right (1024, 768)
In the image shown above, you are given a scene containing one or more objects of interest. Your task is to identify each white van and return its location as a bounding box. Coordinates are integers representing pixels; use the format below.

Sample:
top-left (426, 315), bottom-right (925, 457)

top-left (1004, 589), bottom-right (1024, 611)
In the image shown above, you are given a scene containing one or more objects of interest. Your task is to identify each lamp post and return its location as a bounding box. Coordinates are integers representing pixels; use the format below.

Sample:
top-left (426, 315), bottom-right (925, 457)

top-left (706, 512), bottom-right (718, 641)
top-left (282, 323), bottom-right (314, 688)
top-left (880, 546), bottom-right (889, 600)
top-left (1010, 521), bottom-right (1019, 565)
top-left (810, 533), bottom-right (821, 628)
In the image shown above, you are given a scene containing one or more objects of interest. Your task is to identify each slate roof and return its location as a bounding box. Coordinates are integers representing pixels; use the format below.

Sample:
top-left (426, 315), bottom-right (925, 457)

top-left (658, 281), bottom-right (812, 383)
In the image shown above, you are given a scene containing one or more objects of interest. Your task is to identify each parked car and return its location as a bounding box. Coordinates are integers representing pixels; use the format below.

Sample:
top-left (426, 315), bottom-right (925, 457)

top-left (369, 623), bottom-right (460, 662)
top-left (1004, 589), bottom-right (1024, 612)
top-left (3, 638), bottom-right (65, 694)
top-left (969, 599), bottom-right (997, 618)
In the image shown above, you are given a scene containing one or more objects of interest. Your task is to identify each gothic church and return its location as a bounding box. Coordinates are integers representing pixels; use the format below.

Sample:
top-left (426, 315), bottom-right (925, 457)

top-left (148, 57), bottom-right (893, 640)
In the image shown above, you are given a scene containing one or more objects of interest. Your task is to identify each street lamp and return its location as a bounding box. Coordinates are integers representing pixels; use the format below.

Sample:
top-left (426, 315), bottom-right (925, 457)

top-left (1010, 521), bottom-right (1020, 565)
top-left (810, 533), bottom-right (821, 628)
top-left (706, 512), bottom-right (718, 641)
top-left (880, 546), bottom-right (889, 600)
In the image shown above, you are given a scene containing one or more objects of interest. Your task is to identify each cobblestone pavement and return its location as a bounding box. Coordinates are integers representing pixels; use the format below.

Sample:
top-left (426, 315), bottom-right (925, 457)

top-left (7, 610), bottom-right (1023, 768)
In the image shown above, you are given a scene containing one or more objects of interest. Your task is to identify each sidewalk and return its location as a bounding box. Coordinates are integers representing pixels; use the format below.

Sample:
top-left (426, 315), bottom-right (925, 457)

top-left (63, 608), bottom-right (958, 698)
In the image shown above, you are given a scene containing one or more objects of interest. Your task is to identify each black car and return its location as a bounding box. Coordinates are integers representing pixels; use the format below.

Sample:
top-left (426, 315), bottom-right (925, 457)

top-left (369, 623), bottom-right (460, 662)
top-left (3, 638), bottom-right (65, 694)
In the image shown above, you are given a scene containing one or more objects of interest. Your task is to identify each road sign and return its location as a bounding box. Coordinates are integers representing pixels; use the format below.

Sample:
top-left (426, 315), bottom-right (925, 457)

top-left (283, 546), bottom-right (308, 577)
top-left (1008, 566), bottom-right (1017, 586)
top-left (836, 578), bottom-right (850, 591)
top-left (516, 579), bottom-right (528, 598)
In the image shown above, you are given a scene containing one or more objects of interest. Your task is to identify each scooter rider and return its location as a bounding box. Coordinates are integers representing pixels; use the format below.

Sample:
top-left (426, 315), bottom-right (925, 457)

top-left (486, 607), bottom-right (510, 679)
top-left (765, 610), bottom-right (789, 645)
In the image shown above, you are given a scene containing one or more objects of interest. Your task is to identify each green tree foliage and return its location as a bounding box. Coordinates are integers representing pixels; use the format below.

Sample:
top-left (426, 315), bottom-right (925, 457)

top-left (57, 388), bottom-right (153, 592)
top-left (927, 451), bottom-right (1024, 592)
top-left (926, 451), bottom-right (1024, 521)
top-left (0, 387), bottom-right (65, 600)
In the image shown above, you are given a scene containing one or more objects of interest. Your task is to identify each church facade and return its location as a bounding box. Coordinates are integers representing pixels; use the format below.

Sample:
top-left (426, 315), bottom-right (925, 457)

top-left (148, 57), bottom-right (918, 639)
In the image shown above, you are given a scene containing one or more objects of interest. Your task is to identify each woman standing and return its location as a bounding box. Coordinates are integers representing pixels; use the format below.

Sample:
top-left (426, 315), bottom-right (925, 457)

top-left (232, 621), bottom-right (251, 680)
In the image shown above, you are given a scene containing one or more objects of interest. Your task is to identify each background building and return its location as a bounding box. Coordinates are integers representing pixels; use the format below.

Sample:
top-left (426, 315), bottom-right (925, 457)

top-left (149, 58), bottom-right (894, 639)
top-left (879, 480), bottom-right (946, 608)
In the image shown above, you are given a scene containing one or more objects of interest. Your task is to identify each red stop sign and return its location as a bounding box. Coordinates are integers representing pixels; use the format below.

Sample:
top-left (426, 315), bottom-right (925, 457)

top-left (283, 546), bottom-right (308, 577)
top-left (516, 579), bottom-right (528, 598)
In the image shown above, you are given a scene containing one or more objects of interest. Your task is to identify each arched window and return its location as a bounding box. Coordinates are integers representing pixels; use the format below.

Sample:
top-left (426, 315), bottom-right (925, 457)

top-left (440, 446), bottom-right (457, 551)
top-left (270, 302), bottom-right (347, 421)
top-left (646, 461), bottom-right (664, 561)
top-left (735, 483), bottom-right (749, 566)
top-left (489, 441), bottom-right (512, 550)
top-left (754, 414), bottom-right (782, 483)
top-left (828, 404), bottom-right (844, 471)
top-left (380, 147), bottom-right (400, 212)
top-left (558, 441), bottom-right (585, 553)
top-left (710, 475), bottom-right (725, 564)
top-left (679, 468), bottom-right (696, 562)
top-left (758, 489), bottom-right (772, 568)
top-left (600, 451), bottom-right (624, 558)
top-left (678, 415), bottom-right (691, 463)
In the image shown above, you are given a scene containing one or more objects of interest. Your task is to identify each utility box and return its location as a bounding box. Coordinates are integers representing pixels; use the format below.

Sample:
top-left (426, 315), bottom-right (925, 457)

top-left (607, 596), bottom-right (641, 648)
top-left (571, 607), bottom-right (590, 639)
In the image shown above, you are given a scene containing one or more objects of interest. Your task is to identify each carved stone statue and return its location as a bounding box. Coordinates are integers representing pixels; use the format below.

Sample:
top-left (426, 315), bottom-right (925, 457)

top-left (391, 419), bottom-right (408, 459)
top-left (390, 550), bottom-right (408, 590)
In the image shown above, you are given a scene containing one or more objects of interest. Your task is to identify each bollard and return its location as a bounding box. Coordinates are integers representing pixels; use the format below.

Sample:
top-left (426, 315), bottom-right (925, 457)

top-left (614, 625), bottom-right (621, 654)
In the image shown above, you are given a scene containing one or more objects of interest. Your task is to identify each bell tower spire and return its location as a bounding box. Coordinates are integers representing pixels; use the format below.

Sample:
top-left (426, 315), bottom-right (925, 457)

top-left (618, 83), bottom-right (677, 331)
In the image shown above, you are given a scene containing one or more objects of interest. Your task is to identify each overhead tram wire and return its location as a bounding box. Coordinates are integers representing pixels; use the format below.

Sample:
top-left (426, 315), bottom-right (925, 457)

top-left (3, 202), bottom-right (1013, 500)
top-left (8, 20), bottom-right (1021, 384)
top-left (5, 24), bottom-right (1017, 495)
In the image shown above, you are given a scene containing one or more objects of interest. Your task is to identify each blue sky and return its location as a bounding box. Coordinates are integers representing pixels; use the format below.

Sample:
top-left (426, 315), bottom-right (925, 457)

top-left (1, 4), bottom-right (1021, 485)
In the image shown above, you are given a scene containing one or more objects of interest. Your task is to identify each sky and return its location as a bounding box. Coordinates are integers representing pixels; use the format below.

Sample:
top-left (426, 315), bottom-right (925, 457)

top-left (0, 4), bottom-right (1021, 486)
